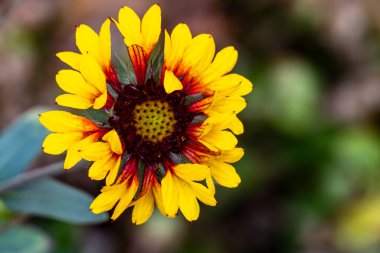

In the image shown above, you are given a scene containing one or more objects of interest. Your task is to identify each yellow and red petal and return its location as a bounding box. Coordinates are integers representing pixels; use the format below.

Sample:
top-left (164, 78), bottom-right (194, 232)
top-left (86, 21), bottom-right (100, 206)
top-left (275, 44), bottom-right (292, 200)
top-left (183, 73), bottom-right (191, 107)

top-left (111, 175), bottom-right (139, 220)
top-left (128, 45), bottom-right (147, 84)
top-left (39, 111), bottom-right (99, 133)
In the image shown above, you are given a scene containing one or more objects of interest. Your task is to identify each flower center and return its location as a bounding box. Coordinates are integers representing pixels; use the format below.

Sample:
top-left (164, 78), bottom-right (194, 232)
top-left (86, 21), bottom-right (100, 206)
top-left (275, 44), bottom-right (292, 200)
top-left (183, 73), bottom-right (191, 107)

top-left (133, 100), bottom-right (177, 143)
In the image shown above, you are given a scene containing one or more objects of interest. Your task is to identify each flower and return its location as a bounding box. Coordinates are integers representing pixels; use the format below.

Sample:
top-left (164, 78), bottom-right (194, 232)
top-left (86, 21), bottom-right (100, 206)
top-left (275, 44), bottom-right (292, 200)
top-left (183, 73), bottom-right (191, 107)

top-left (40, 4), bottom-right (253, 224)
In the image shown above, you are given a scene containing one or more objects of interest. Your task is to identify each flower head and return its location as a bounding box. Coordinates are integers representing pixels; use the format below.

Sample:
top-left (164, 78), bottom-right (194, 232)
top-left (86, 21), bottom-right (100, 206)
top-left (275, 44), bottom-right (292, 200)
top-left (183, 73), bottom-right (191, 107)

top-left (40, 4), bottom-right (253, 224)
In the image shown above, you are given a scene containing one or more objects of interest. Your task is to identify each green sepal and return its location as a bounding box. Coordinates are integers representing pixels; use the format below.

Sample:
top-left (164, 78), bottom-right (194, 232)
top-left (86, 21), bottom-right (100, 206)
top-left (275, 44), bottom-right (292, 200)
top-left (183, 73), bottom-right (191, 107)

top-left (184, 93), bottom-right (206, 106)
top-left (145, 33), bottom-right (164, 84)
top-left (114, 53), bottom-right (136, 85)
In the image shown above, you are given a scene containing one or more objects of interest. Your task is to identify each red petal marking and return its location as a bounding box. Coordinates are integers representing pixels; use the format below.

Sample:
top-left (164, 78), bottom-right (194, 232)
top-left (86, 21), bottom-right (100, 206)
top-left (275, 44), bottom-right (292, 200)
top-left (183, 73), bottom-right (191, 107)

top-left (186, 123), bottom-right (205, 139)
top-left (128, 45), bottom-right (147, 85)
top-left (182, 141), bottom-right (217, 163)
top-left (105, 65), bottom-right (122, 93)
top-left (103, 93), bottom-right (115, 110)
top-left (136, 167), bottom-right (155, 199)
top-left (187, 96), bottom-right (214, 113)
top-left (119, 156), bottom-right (138, 182)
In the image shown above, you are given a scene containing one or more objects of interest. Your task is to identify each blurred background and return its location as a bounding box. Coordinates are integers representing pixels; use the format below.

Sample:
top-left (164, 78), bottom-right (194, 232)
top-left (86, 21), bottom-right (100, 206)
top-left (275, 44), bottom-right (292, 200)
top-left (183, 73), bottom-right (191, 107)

top-left (1, 0), bottom-right (380, 252)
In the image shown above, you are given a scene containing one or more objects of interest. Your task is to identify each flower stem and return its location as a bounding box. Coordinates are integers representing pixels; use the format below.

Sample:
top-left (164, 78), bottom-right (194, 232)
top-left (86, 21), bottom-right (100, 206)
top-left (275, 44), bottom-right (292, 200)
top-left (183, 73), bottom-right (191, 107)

top-left (0, 161), bottom-right (65, 195)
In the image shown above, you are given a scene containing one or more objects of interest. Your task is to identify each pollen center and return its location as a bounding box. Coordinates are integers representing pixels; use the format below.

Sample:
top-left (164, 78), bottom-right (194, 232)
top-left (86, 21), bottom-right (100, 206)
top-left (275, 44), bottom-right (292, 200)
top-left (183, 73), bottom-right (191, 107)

top-left (133, 100), bottom-right (177, 143)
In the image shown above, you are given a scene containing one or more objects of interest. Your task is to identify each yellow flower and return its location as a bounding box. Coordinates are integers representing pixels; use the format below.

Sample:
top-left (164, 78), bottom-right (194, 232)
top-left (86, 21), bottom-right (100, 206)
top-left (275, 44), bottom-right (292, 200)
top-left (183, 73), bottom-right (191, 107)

top-left (40, 4), bottom-right (253, 224)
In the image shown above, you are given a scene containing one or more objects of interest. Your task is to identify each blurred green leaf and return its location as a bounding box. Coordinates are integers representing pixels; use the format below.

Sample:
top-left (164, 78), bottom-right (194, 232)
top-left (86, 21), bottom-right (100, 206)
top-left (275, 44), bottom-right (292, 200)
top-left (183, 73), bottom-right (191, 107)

top-left (0, 226), bottom-right (50, 253)
top-left (0, 107), bottom-right (48, 183)
top-left (252, 58), bottom-right (321, 134)
top-left (2, 178), bottom-right (108, 224)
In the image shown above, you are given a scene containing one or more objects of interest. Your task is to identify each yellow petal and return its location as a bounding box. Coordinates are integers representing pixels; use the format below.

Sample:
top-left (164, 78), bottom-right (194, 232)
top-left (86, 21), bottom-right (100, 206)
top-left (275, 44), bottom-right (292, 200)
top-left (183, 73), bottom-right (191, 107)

top-left (111, 176), bottom-right (139, 219)
top-left (200, 46), bottom-right (238, 84)
top-left (211, 96), bottom-right (246, 115)
top-left (189, 181), bottom-right (217, 206)
top-left (102, 129), bottom-right (122, 155)
top-left (99, 19), bottom-right (111, 69)
top-left (90, 183), bottom-right (126, 214)
top-left (173, 163), bottom-right (209, 182)
top-left (161, 170), bottom-right (179, 217)
top-left (206, 175), bottom-right (215, 195)
top-left (164, 30), bottom-right (172, 65)
top-left (182, 34), bottom-right (215, 75)
top-left (132, 190), bottom-right (154, 225)
top-left (141, 4), bottom-right (161, 55)
top-left (105, 156), bottom-right (121, 186)
top-left (208, 160), bottom-right (241, 188)
top-left (64, 132), bottom-right (100, 169)
top-left (39, 110), bottom-right (99, 133)
top-left (116, 6), bottom-right (142, 47)
top-left (56, 69), bottom-right (98, 97)
top-left (42, 132), bottom-right (83, 155)
top-left (56, 51), bottom-right (82, 70)
top-left (166, 23), bottom-right (192, 70)
top-left (200, 129), bottom-right (238, 151)
top-left (79, 55), bottom-right (106, 93)
top-left (76, 24), bottom-right (101, 63)
top-left (209, 73), bottom-right (253, 96)
top-left (163, 70), bottom-right (183, 94)
top-left (152, 181), bottom-right (167, 216)
top-left (88, 154), bottom-right (113, 181)
top-left (81, 142), bottom-right (112, 161)
top-left (176, 177), bottom-right (200, 221)
top-left (218, 148), bottom-right (244, 163)
top-left (93, 91), bottom-right (107, 109)
top-left (225, 115), bottom-right (244, 135)
top-left (55, 94), bottom-right (93, 109)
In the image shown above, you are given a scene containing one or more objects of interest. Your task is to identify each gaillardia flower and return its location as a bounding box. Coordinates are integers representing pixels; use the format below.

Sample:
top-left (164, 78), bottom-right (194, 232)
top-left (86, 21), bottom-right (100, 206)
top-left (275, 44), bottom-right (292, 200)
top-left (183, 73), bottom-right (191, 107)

top-left (40, 4), bottom-right (252, 224)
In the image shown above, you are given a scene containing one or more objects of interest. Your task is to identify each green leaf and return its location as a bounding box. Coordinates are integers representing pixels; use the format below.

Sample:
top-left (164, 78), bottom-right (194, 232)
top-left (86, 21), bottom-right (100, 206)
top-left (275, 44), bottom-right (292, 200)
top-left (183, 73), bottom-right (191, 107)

top-left (2, 178), bottom-right (108, 224)
top-left (0, 226), bottom-right (50, 253)
top-left (0, 107), bottom-right (48, 183)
